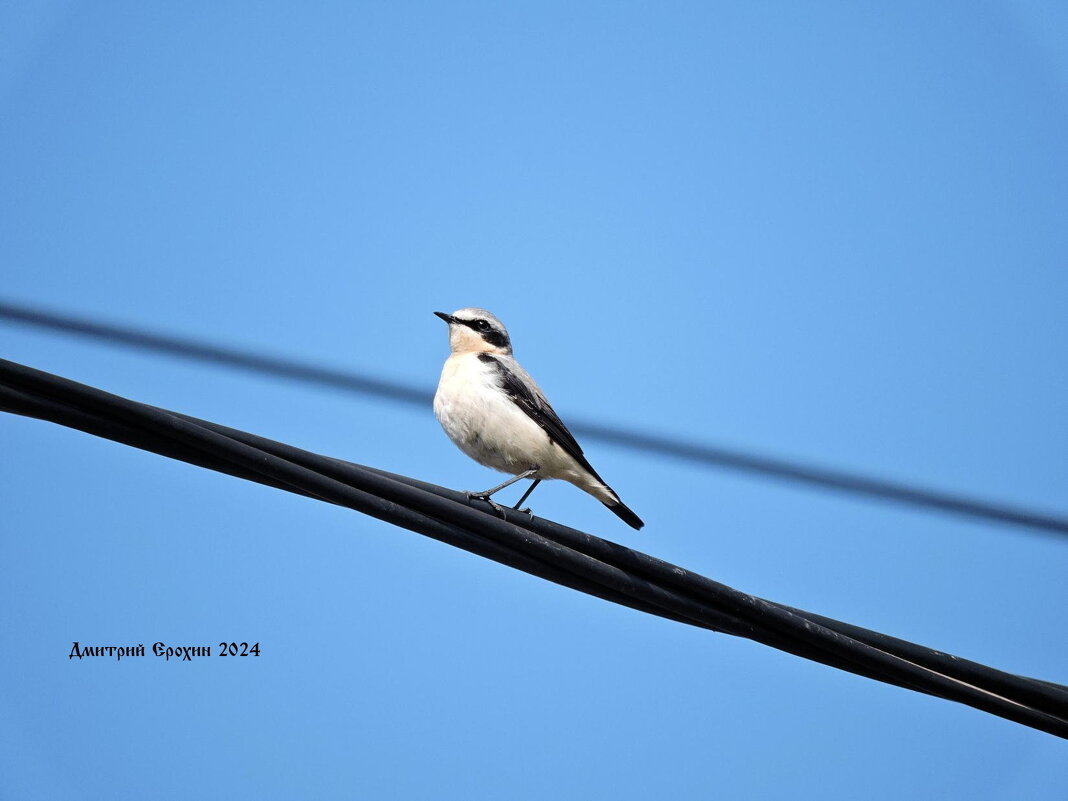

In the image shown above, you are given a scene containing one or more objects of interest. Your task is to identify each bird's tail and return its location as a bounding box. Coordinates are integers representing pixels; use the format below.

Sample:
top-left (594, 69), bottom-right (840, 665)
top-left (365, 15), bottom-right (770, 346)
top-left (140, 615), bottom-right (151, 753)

top-left (604, 498), bottom-right (644, 530)
top-left (577, 473), bottom-right (644, 530)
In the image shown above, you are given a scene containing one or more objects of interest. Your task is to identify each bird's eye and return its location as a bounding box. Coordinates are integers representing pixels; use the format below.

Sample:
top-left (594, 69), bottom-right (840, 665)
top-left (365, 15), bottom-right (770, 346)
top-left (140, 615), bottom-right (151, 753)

top-left (475, 320), bottom-right (490, 330)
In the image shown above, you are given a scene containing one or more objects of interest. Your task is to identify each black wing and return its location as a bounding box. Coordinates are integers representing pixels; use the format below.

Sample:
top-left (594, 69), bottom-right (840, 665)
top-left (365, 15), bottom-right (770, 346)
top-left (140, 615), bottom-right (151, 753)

top-left (478, 353), bottom-right (605, 483)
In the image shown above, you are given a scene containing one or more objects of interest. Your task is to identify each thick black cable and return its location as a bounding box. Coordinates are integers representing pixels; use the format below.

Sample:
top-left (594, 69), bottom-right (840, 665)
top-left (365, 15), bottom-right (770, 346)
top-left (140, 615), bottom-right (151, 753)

top-left (2, 299), bottom-right (1066, 539)
top-left (0, 384), bottom-right (718, 632)
top-left (0, 360), bottom-right (1059, 717)
top-left (0, 377), bottom-right (957, 693)
top-left (1, 357), bottom-right (1066, 738)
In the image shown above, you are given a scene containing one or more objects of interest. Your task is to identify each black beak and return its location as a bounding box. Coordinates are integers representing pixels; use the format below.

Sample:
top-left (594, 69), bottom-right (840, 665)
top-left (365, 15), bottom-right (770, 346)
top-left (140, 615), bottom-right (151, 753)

top-left (433, 311), bottom-right (455, 324)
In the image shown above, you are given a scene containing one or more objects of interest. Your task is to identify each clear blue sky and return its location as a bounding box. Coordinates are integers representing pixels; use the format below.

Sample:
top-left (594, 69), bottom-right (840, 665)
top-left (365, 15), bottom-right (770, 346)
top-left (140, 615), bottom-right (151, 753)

top-left (2, 2), bottom-right (1067, 798)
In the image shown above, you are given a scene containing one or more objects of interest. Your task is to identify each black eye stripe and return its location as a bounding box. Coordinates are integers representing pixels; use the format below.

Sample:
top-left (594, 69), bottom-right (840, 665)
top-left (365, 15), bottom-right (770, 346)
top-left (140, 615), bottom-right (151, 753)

top-left (455, 317), bottom-right (509, 349)
top-left (457, 318), bottom-right (491, 332)
top-left (481, 330), bottom-right (508, 349)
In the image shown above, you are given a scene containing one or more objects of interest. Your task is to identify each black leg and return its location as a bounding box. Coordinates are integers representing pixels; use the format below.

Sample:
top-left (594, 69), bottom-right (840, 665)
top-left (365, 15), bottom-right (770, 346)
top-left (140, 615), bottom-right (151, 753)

top-left (512, 478), bottom-right (541, 511)
top-left (466, 467), bottom-right (538, 500)
top-left (465, 468), bottom-right (539, 518)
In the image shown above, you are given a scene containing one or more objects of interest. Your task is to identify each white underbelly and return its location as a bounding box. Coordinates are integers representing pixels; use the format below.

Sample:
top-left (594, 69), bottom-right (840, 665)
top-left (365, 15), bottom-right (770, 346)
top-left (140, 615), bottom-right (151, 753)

top-left (434, 354), bottom-right (570, 478)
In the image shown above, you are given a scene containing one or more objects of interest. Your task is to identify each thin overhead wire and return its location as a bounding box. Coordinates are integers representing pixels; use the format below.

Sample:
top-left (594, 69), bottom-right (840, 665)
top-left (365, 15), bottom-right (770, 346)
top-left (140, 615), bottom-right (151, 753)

top-left (2, 299), bottom-right (1067, 539)
top-left (2, 356), bottom-right (1066, 738)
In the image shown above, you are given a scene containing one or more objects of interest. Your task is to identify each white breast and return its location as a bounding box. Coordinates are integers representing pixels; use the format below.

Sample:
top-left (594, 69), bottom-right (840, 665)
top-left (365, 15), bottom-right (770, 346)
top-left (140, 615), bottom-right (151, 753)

top-left (434, 353), bottom-right (555, 476)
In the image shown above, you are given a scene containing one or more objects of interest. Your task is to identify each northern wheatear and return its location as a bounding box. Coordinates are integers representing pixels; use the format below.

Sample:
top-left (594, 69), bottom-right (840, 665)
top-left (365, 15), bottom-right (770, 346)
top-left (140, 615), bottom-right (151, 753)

top-left (433, 308), bottom-right (643, 530)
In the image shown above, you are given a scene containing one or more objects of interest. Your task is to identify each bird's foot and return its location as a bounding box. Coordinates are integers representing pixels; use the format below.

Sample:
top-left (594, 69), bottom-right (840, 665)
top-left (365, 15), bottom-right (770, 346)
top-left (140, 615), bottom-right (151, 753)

top-left (513, 506), bottom-right (534, 518)
top-left (465, 491), bottom-right (507, 519)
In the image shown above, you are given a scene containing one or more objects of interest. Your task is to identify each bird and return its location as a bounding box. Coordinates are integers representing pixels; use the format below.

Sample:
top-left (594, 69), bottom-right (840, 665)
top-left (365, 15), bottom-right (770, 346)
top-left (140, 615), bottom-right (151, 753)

top-left (433, 307), bottom-right (644, 530)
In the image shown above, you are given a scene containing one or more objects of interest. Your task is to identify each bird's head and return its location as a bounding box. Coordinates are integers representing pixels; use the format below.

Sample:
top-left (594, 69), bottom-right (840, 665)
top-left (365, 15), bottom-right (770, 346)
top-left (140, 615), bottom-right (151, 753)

top-left (434, 308), bottom-right (513, 355)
